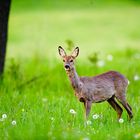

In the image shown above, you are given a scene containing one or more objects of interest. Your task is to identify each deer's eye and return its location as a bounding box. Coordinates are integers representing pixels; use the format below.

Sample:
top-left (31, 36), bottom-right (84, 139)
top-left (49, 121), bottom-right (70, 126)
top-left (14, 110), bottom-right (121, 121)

top-left (70, 60), bottom-right (73, 63)
top-left (63, 60), bottom-right (65, 62)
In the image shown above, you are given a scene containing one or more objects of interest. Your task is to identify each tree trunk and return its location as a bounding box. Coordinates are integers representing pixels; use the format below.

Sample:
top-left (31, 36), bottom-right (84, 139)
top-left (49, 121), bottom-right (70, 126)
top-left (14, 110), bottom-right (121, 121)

top-left (0, 0), bottom-right (11, 76)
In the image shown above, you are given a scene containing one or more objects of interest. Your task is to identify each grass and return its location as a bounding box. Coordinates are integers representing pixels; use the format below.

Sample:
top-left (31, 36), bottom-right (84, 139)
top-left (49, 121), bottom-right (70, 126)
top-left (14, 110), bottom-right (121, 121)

top-left (1, 49), bottom-right (140, 140)
top-left (0, 0), bottom-right (140, 139)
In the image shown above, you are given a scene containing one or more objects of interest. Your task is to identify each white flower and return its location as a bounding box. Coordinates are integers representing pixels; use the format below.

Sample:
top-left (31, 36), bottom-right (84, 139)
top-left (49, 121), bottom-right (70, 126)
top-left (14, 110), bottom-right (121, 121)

top-left (2, 114), bottom-right (7, 119)
top-left (69, 109), bottom-right (76, 114)
top-left (134, 75), bottom-right (139, 81)
top-left (97, 60), bottom-right (105, 67)
top-left (107, 54), bottom-right (113, 61)
top-left (86, 120), bottom-right (92, 125)
top-left (92, 114), bottom-right (99, 120)
top-left (11, 120), bottom-right (16, 125)
top-left (118, 118), bottom-right (124, 123)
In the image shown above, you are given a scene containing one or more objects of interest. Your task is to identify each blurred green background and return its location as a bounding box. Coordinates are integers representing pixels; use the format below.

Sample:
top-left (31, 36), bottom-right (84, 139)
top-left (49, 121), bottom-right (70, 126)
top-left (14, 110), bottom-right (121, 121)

top-left (8, 0), bottom-right (140, 60)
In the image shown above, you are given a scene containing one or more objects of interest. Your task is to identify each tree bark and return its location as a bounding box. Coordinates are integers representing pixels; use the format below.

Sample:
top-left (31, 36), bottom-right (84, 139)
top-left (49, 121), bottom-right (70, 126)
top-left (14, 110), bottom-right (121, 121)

top-left (0, 0), bottom-right (11, 76)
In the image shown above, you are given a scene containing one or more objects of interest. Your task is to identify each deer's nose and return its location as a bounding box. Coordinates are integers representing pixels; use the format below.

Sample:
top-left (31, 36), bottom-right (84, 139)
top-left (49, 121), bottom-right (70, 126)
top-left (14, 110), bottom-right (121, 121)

top-left (65, 64), bottom-right (70, 70)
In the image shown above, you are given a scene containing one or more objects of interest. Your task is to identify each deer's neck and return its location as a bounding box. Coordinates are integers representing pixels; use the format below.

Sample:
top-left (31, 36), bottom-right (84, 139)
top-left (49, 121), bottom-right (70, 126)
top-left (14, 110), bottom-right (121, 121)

top-left (66, 67), bottom-right (81, 90)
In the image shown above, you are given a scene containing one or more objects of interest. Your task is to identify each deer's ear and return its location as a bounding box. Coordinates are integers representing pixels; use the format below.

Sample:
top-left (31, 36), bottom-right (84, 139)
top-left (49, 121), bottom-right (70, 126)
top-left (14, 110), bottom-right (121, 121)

top-left (71, 47), bottom-right (79, 58)
top-left (58, 46), bottom-right (66, 57)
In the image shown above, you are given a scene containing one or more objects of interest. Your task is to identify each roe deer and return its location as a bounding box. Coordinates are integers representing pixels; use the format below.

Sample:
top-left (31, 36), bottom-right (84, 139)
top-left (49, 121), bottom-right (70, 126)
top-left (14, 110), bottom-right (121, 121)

top-left (58, 46), bottom-right (133, 120)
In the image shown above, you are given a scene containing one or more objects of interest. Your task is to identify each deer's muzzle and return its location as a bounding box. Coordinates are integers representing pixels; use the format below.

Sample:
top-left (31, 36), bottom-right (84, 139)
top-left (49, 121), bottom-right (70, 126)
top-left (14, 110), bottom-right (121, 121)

top-left (65, 64), bottom-right (70, 70)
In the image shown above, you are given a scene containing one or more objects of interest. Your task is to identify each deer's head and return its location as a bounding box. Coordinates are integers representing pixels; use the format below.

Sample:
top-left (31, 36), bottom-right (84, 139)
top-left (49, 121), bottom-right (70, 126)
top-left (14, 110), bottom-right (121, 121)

top-left (58, 46), bottom-right (79, 71)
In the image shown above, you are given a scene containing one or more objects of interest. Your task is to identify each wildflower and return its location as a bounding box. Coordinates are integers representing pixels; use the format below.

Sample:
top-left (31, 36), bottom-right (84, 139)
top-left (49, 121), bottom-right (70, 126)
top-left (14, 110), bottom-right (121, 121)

top-left (134, 75), bottom-right (139, 81)
top-left (86, 120), bottom-right (92, 125)
top-left (11, 120), bottom-right (16, 125)
top-left (69, 109), bottom-right (76, 114)
top-left (92, 114), bottom-right (99, 120)
top-left (107, 54), bottom-right (113, 61)
top-left (2, 114), bottom-right (7, 119)
top-left (118, 118), bottom-right (124, 123)
top-left (97, 60), bottom-right (105, 67)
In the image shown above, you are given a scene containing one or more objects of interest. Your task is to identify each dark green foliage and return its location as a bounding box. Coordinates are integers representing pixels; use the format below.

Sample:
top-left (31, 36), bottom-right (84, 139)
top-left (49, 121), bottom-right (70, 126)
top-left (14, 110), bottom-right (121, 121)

top-left (88, 52), bottom-right (99, 66)
top-left (65, 39), bottom-right (75, 51)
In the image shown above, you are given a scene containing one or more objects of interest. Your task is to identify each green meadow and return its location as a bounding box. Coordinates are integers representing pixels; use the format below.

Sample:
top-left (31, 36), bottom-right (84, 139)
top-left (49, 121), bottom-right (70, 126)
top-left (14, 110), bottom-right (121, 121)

top-left (0, 0), bottom-right (140, 139)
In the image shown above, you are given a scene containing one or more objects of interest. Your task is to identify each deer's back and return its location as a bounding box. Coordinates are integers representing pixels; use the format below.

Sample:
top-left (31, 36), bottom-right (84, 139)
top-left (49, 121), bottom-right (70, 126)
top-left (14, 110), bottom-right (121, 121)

top-left (77, 71), bottom-right (128, 103)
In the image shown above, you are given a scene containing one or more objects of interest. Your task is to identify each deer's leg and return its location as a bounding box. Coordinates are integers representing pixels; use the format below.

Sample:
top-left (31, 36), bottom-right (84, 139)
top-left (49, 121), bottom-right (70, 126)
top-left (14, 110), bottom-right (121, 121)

top-left (116, 94), bottom-right (133, 120)
top-left (118, 100), bottom-right (133, 120)
top-left (126, 102), bottom-right (132, 111)
top-left (107, 97), bottom-right (123, 120)
top-left (84, 101), bottom-right (92, 119)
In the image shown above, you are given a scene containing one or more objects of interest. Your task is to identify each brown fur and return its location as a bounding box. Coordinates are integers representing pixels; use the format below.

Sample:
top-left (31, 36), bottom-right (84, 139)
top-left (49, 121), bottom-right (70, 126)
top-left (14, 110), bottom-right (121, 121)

top-left (58, 46), bottom-right (133, 120)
